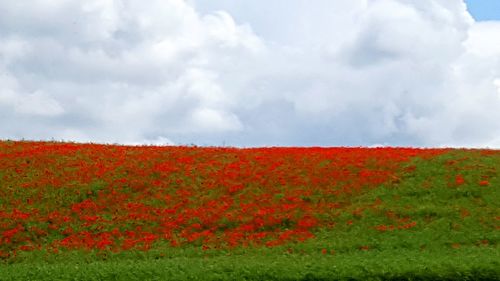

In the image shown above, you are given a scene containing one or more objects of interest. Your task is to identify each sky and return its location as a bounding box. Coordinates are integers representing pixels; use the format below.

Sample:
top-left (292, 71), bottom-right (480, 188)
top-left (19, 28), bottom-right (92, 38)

top-left (0, 0), bottom-right (500, 148)
top-left (465, 0), bottom-right (500, 21)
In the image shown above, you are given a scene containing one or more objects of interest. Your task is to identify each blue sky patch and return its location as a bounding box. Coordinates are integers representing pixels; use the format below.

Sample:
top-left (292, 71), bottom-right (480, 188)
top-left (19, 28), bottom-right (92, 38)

top-left (465, 0), bottom-right (500, 21)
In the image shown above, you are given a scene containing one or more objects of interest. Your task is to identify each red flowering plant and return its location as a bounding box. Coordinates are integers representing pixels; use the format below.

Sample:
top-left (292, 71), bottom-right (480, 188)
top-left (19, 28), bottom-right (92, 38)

top-left (0, 141), bottom-right (451, 257)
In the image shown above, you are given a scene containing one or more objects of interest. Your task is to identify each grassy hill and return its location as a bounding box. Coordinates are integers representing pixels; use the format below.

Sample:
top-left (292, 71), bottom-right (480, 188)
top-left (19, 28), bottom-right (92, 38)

top-left (0, 141), bottom-right (498, 280)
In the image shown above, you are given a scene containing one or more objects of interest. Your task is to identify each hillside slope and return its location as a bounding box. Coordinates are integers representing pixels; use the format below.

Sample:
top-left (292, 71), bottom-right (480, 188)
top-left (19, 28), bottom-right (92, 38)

top-left (0, 141), bottom-right (498, 280)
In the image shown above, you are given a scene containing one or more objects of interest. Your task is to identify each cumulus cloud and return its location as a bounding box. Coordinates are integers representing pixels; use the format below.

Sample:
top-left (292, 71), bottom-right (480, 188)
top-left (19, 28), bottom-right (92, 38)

top-left (1, 0), bottom-right (499, 147)
top-left (495, 79), bottom-right (500, 96)
top-left (0, 0), bottom-right (261, 144)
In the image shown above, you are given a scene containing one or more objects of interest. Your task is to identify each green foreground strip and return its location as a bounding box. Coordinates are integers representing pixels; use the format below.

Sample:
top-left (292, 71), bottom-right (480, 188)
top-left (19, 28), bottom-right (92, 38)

top-left (1, 248), bottom-right (498, 281)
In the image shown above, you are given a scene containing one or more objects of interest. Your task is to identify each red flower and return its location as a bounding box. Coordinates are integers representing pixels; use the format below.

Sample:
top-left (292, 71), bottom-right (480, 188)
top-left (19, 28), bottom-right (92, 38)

top-left (479, 180), bottom-right (489, 186)
top-left (297, 215), bottom-right (318, 229)
top-left (2, 226), bottom-right (22, 240)
top-left (455, 175), bottom-right (465, 185)
top-left (374, 225), bottom-right (388, 232)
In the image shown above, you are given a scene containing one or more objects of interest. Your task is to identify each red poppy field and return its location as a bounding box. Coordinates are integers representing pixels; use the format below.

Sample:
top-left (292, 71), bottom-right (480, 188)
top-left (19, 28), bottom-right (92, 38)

top-left (0, 141), bottom-right (498, 280)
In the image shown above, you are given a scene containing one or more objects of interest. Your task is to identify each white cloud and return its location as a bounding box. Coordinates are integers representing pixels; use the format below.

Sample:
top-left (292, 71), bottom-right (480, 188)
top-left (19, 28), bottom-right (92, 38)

top-left (464, 21), bottom-right (500, 57)
top-left (15, 91), bottom-right (65, 116)
top-left (121, 136), bottom-right (176, 146)
top-left (0, 0), bottom-right (499, 147)
top-left (0, 0), bottom-right (259, 144)
top-left (0, 74), bottom-right (64, 116)
top-left (0, 38), bottom-right (32, 64)
top-left (188, 108), bottom-right (243, 132)
top-left (495, 79), bottom-right (500, 97)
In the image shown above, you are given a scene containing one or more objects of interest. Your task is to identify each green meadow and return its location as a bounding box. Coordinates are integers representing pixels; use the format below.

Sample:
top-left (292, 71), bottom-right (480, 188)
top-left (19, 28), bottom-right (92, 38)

top-left (0, 142), bottom-right (498, 280)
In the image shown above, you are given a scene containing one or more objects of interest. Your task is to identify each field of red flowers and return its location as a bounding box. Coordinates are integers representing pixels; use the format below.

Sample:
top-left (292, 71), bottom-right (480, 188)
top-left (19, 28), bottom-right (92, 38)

top-left (0, 141), bottom-right (449, 255)
top-left (0, 141), bottom-right (498, 280)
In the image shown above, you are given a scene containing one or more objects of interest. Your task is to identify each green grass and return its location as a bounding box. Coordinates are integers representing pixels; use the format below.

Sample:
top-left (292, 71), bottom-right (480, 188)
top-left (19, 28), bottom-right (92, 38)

top-left (1, 247), bottom-right (498, 280)
top-left (0, 148), bottom-right (498, 280)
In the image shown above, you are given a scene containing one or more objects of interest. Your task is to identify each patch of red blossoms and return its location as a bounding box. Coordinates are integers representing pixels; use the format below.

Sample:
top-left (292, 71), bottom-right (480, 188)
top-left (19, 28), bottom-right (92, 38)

top-left (0, 141), bottom-right (449, 256)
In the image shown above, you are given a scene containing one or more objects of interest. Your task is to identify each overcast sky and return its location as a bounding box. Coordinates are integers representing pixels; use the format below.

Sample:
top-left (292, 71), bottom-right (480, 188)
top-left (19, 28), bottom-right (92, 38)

top-left (1, 0), bottom-right (499, 147)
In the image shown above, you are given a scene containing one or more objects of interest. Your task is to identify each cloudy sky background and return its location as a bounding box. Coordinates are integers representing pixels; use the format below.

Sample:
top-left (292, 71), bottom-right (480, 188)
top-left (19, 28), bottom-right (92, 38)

top-left (1, 0), bottom-right (499, 147)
